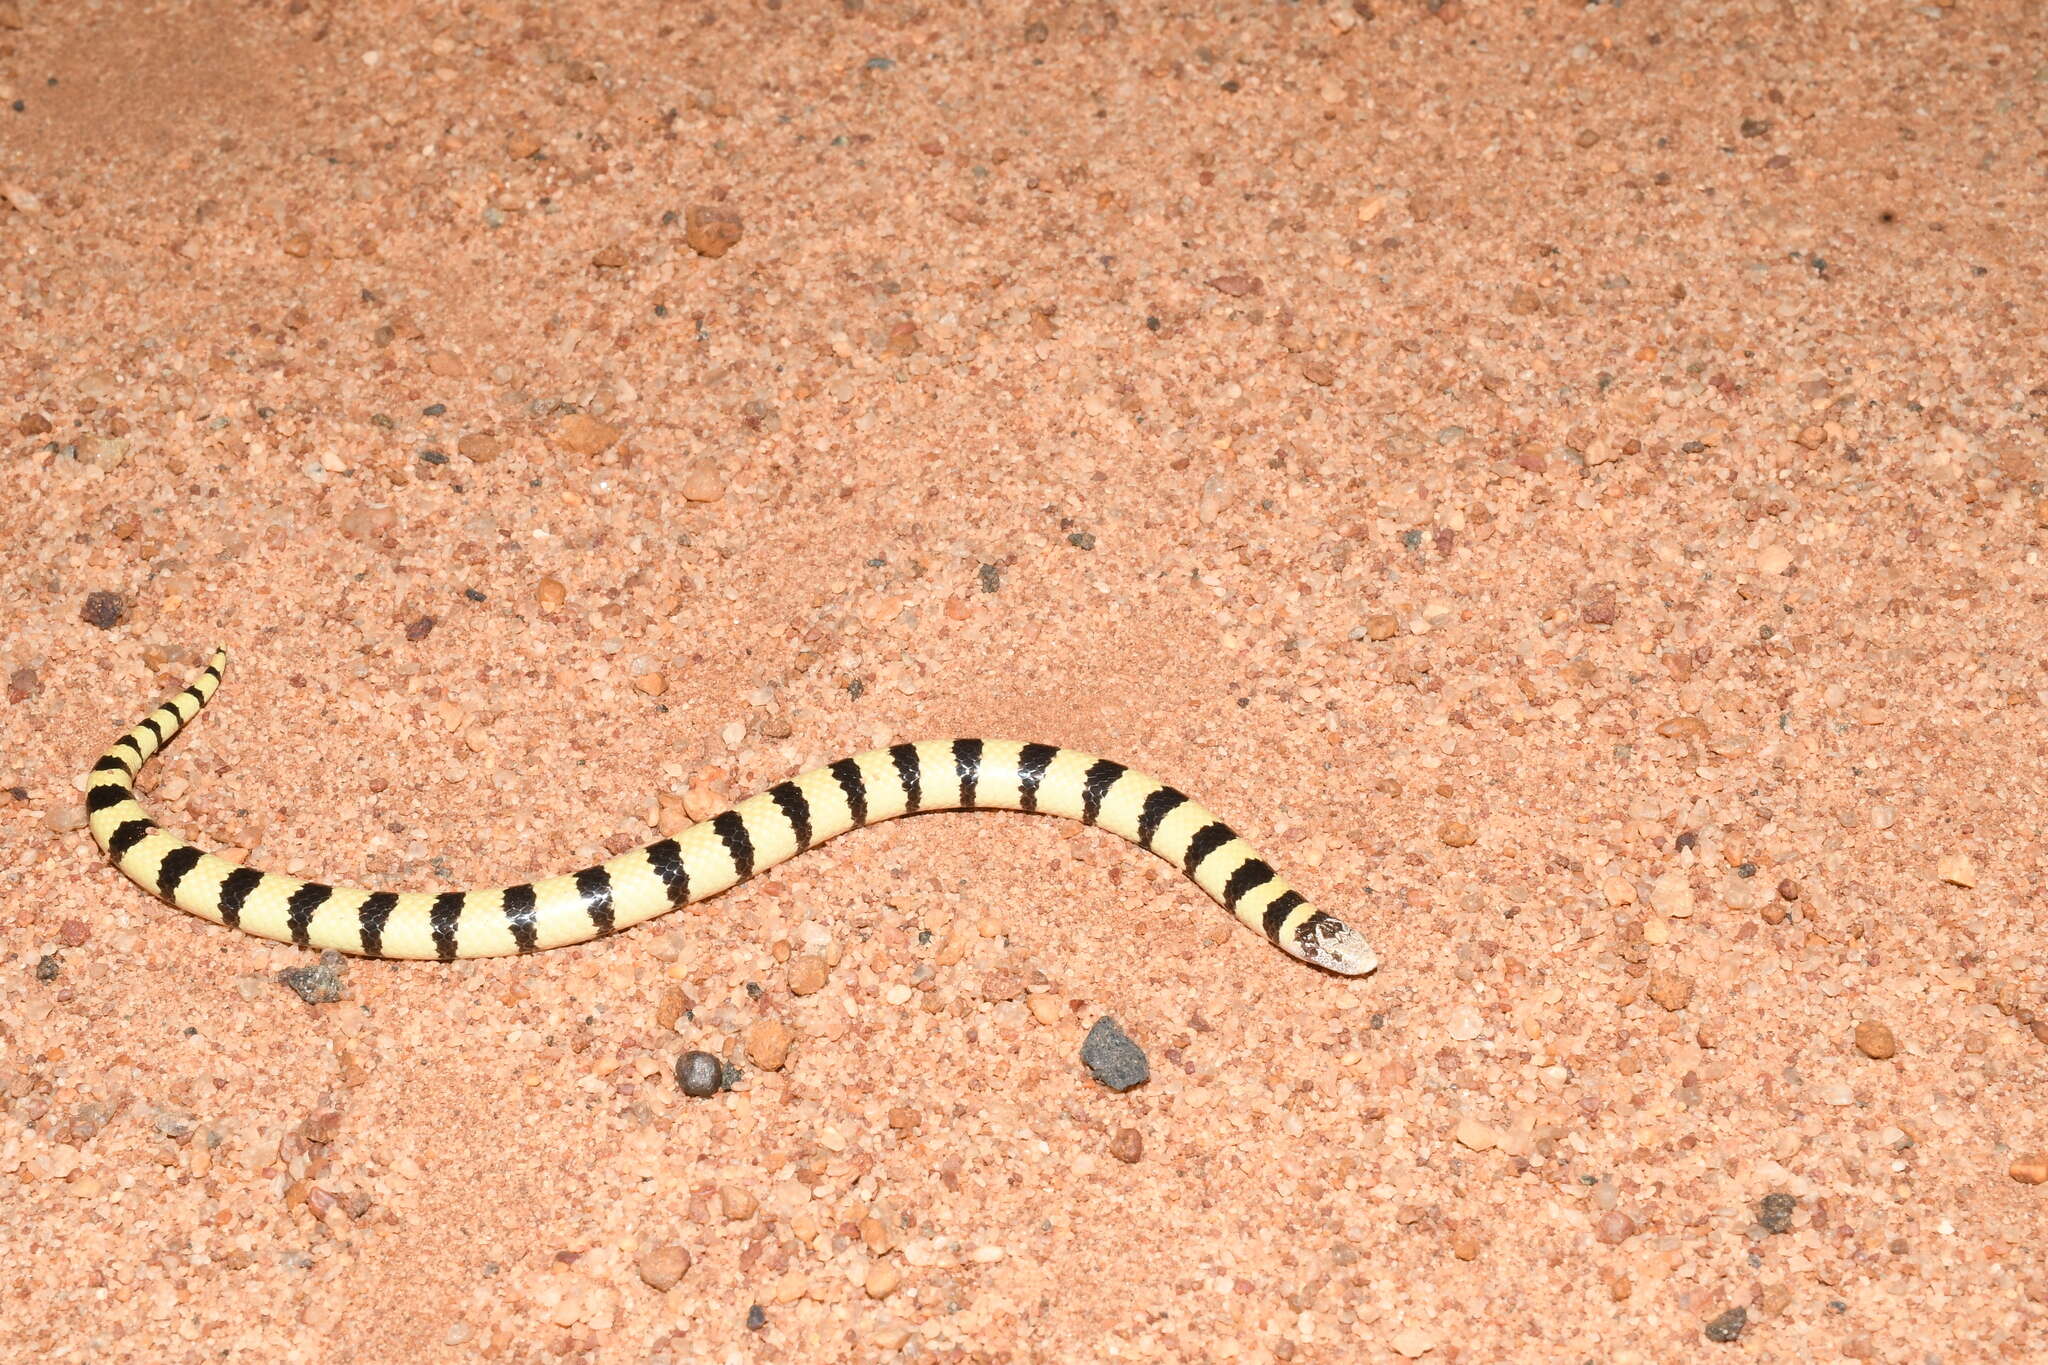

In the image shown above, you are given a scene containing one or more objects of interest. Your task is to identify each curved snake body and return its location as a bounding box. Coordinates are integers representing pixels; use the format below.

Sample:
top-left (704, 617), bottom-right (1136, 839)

top-left (86, 651), bottom-right (1377, 974)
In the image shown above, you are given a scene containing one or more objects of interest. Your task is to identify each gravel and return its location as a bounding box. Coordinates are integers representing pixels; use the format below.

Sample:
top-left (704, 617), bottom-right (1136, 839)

top-left (1081, 1016), bottom-right (1149, 1091)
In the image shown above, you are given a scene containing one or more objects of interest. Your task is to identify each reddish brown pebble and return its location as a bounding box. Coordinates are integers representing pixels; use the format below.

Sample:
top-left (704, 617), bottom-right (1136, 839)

top-left (555, 413), bottom-right (621, 457)
top-left (536, 577), bottom-right (567, 609)
top-left (786, 956), bottom-right (829, 997)
top-left (58, 919), bottom-right (89, 948)
top-left (1595, 1211), bottom-right (1636, 1245)
top-left (1365, 614), bottom-right (1399, 641)
top-left (1451, 1233), bottom-right (1481, 1261)
top-left (505, 130), bottom-right (542, 159)
top-left (1647, 970), bottom-right (1694, 1012)
top-left (2009, 1155), bottom-right (2048, 1185)
top-left (637, 1243), bottom-right (692, 1291)
top-left (1109, 1128), bottom-right (1143, 1164)
top-left (1854, 1022), bottom-right (1897, 1060)
top-left (655, 984), bottom-right (689, 1030)
top-left (1300, 360), bottom-right (1336, 387)
top-left (18, 412), bottom-right (51, 435)
top-left (5, 666), bottom-right (35, 703)
top-left (1438, 821), bottom-right (1476, 848)
top-left (744, 1019), bottom-right (794, 1071)
top-left (591, 244), bottom-right (628, 269)
top-left (405, 615), bottom-right (437, 642)
top-left (1777, 879), bottom-right (1801, 901)
top-left (457, 433), bottom-right (502, 463)
top-left (980, 970), bottom-right (1023, 1002)
top-left (684, 204), bottom-right (744, 258)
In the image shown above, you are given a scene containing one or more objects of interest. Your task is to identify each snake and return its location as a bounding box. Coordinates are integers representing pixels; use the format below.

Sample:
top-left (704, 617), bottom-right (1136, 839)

top-left (84, 649), bottom-right (1378, 975)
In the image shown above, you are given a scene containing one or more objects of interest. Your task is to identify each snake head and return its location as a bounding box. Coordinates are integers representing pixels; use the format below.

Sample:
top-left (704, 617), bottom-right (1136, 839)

top-left (1286, 910), bottom-right (1379, 977)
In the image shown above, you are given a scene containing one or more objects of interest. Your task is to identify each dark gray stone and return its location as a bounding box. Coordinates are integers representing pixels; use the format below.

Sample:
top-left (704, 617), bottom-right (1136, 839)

top-left (1758, 1192), bottom-right (1796, 1234)
top-left (1704, 1307), bottom-right (1747, 1343)
top-left (1082, 1016), bottom-right (1149, 1092)
top-left (675, 1051), bottom-right (724, 1098)
top-left (278, 949), bottom-right (347, 1005)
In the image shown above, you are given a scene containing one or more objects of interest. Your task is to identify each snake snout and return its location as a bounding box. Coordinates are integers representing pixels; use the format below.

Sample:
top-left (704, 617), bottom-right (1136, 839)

top-left (1290, 912), bottom-right (1378, 977)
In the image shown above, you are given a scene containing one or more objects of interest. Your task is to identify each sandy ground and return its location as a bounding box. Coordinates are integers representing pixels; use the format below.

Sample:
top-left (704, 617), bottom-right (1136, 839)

top-left (4, 0), bottom-right (2047, 1360)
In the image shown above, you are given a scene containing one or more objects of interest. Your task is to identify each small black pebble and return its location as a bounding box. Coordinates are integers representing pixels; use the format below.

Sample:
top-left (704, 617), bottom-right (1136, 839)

top-left (978, 563), bottom-right (1001, 593)
top-left (720, 1060), bottom-right (744, 1089)
top-left (1146, 315), bottom-right (1161, 331)
top-left (744, 981), bottom-right (763, 999)
top-left (422, 403), bottom-right (446, 416)
top-left (1703, 1307), bottom-right (1747, 1343)
top-left (1067, 531), bottom-right (1095, 551)
top-left (1737, 862), bottom-right (1757, 878)
top-left (1402, 529), bottom-right (1424, 549)
top-left (1081, 1016), bottom-right (1150, 1092)
top-left (419, 449), bottom-right (449, 465)
top-left (675, 1051), bottom-right (723, 1097)
top-left (1758, 1192), bottom-right (1796, 1234)
top-left (35, 954), bottom-right (61, 982)
top-left (745, 1304), bottom-right (766, 1331)
top-left (278, 950), bottom-right (347, 1005)
top-left (1827, 1299), bottom-right (1847, 1314)
top-left (1675, 830), bottom-right (1699, 851)
top-left (463, 588), bottom-right (486, 602)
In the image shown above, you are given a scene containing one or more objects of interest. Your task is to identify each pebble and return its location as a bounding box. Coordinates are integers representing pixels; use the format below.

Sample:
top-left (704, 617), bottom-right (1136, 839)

top-left (684, 204), bottom-right (744, 258)
top-left (1453, 1117), bottom-right (1496, 1151)
top-left (745, 1304), bottom-right (767, 1331)
top-left (278, 950), bottom-right (347, 1005)
top-left (7, 665), bottom-right (37, 703)
top-left (1445, 1004), bottom-right (1483, 1041)
top-left (1109, 1127), bottom-right (1143, 1164)
top-left (43, 804), bottom-right (86, 834)
top-left (744, 1019), bottom-right (794, 1071)
top-left (1390, 1327), bottom-right (1436, 1358)
top-left (1364, 613), bottom-right (1399, 641)
top-left (1649, 871), bottom-right (1694, 918)
top-left (1647, 970), bottom-right (1695, 1012)
top-left (1938, 854), bottom-right (1977, 888)
top-left (674, 1051), bottom-right (723, 1097)
top-left (1757, 1193), bottom-right (1796, 1233)
top-left (457, 433), bottom-right (502, 463)
top-left (720, 1185), bottom-right (758, 1220)
top-left (1594, 1211), bottom-right (1636, 1245)
top-left (80, 591), bottom-right (127, 629)
top-left (2008, 1154), bottom-right (2048, 1185)
top-left (636, 1243), bottom-right (691, 1291)
top-left (776, 955), bottom-right (825, 997)
top-left (864, 1260), bottom-right (903, 1299)
top-left (1437, 820), bottom-right (1477, 848)
top-left (682, 458), bottom-right (725, 501)
top-left (1854, 1021), bottom-right (1897, 1060)
top-left (555, 413), bottom-right (621, 457)
top-left (1081, 1016), bottom-right (1150, 1091)
top-left (1703, 1307), bottom-right (1748, 1343)
top-left (536, 577), bottom-right (567, 609)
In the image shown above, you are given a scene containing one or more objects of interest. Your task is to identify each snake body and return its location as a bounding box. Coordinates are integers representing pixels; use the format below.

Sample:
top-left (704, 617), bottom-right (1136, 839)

top-left (85, 650), bottom-right (1377, 974)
